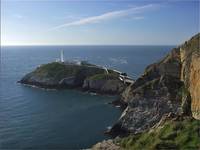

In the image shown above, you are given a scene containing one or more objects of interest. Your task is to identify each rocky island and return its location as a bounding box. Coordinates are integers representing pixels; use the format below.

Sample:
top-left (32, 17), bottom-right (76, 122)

top-left (19, 61), bottom-right (133, 95)
top-left (92, 33), bottom-right (200, 149)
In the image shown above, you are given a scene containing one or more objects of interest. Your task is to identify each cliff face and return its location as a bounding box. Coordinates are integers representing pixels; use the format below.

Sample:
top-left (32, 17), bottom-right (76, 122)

top-left (82, 74), bottom-right (125, 94)
top-left (180, 33), bottom-right (200, 119)
top-left (110, 33), bottom-right (200, 136)
top-left (110, 48), bottom-right (183, 135)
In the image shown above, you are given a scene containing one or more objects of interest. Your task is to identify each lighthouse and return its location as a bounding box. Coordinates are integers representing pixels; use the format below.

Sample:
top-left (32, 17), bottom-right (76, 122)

top-left (60, 50), bottom-right (64, 62)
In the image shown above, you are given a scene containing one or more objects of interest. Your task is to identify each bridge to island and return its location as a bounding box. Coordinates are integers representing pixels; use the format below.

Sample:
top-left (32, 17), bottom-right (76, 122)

top-left (112, 69), bottom-right (135, 84)
top-left (95, 66), bottom-right (135, 84)
top-left (59, 64), bottom-right (135, 85)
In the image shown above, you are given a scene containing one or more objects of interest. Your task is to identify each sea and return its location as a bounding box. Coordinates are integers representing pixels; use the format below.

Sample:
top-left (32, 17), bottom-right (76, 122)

top-left (0, 45), bottom-right (173, 149)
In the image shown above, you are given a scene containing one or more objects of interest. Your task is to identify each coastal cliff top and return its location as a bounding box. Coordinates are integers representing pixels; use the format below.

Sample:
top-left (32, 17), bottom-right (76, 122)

top-left (32, 62), bottom-right (106, 82)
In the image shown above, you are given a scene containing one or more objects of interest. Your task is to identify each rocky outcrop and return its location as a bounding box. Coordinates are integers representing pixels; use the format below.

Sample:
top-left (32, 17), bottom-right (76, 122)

top-left (91, 139), bottom-right (120, 150)
top-left (180, 33), bottom-right (200, 119)
top-left (83, 74), bottom-right (125, 94)
top-left (19, 62), bottom-right (126, 95)
top-left (109, 50), bottom-right (183, 135)
top-left (109, 33), bottom-right (200, 136)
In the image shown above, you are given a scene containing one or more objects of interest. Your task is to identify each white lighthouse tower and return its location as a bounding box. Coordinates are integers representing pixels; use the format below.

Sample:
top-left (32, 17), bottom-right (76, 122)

top-left (60, 50), bottom-right (64, 63)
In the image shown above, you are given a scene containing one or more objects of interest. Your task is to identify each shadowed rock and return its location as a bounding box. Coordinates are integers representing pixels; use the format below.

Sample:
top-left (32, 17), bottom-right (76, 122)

top-left (109, 33), bottom-right (200, 136)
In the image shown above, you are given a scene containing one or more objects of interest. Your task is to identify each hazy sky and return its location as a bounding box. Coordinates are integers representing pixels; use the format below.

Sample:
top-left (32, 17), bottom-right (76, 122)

top-left (1, 0), bottom-right (199, 45)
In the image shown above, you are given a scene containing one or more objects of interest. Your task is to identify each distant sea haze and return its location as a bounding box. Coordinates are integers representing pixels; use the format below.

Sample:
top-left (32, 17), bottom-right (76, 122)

top-left (0, 45), bottom-right (173, 149)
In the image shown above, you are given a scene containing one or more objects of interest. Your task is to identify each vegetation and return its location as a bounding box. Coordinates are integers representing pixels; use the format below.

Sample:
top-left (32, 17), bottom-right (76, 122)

top-left (119, 118), bottom-right (200, 150)
top-left (108, 69), bottom-right (120, 75)
top-left (177, 84), bottom-right (192, 115)
top-left (80, 61), bottom-right (96, 66)
top-left (183, 33), bottom-right (200, 54)
top-left (33, 62), bottom-right (106, 82)
top-left (34, 62), bottom-right (78, 80)
top-left (88, 73), bottom-right (119, 80)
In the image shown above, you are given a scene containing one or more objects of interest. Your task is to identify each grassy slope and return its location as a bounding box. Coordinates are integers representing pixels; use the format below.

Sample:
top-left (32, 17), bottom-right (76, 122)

top-left (88, 73), bottom-right (119, 80)
top-left (32, 62), bottom-right (79, 83)
top-left (32, 62), bottom-right (105, 82)
top-left (87, 69), bottom-right (120, 80)
top-left (119, 118), bottom-right (200, 150)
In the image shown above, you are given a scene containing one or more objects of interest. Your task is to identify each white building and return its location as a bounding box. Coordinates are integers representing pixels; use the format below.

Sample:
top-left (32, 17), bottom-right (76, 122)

top-left (60, 50), bottom-right (64, 62)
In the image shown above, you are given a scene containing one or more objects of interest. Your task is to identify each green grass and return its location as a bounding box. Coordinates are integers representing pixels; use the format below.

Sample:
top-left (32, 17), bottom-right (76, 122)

top-left (32, 62), bottom-right (106, 82)
top-left (34, 62), bottom-right (78, 80)
top-left (119, 118), bottom-right (200, 150)
top-left (88, 73), bottom-right (119, 80)
top-left (178, 85), bottom-right (190, 98)
top-left (80, 61), bottom-right (97, 66)
top-left (33, 62), bottom-right (120, 82)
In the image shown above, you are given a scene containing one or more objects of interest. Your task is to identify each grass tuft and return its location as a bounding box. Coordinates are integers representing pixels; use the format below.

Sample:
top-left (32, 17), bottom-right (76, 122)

top-left (119, 118), bottom-right (200, 150)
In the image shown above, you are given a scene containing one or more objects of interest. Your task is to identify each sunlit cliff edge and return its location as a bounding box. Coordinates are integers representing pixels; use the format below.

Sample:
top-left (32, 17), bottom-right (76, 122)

top-left (92, 33), bottom-right (200, 149)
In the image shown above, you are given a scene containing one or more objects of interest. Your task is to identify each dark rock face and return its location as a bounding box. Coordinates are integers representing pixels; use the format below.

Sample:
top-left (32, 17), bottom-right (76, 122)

top-left (20, 71), bottom-right (61, 89)
top-left (110, 33), bottom-right (200, 136)
top-left (83, 79), bottom-right (125, 95)
top-left (59, 76), bottom-right (76, 87)
top-left (110, 76), bottom-right (183, 135)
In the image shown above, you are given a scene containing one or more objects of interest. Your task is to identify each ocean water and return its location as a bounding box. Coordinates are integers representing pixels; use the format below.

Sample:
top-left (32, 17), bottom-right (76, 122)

top-left (0, 45), bottom-right (173, 149)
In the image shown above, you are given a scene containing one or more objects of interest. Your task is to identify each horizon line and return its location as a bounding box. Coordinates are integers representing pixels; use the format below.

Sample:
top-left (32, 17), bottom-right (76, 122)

top-left (1, 44), bottom-right (176, 46)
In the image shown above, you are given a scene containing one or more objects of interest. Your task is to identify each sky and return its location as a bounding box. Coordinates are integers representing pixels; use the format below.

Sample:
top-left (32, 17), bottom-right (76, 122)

top-left (1, 0), bottom-right (199, 45)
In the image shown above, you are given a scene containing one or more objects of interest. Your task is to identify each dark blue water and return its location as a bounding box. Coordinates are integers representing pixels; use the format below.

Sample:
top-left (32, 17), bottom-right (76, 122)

top-left (0, 45), bottom-right (173, 149)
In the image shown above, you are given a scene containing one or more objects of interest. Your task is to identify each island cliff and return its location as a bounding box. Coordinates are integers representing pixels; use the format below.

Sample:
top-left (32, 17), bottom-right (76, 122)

top-left (92, 33), bottom-right (200, 149)
top-left (19, 61), bottom-right (128, 95)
